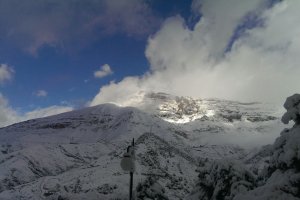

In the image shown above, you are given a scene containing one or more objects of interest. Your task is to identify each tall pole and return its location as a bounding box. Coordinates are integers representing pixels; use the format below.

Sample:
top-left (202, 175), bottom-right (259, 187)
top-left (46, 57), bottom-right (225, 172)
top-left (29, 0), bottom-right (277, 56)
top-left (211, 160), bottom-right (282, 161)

top-left (129, 171), bottom-right (133, 200)
top-left (121, 138), bottom-right (136, 200)
top-left (129, 138), bottom-right (134, 200)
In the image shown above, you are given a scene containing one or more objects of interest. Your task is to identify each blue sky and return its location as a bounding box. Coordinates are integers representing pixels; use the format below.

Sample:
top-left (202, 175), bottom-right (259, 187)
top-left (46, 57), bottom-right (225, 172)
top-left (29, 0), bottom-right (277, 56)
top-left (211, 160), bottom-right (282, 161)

top-left (0, 0), bottom-right (193, 112)
top-left (1, 0), bottom-right (300, 127)
top-left (1, 34), bottom-right (148, 110)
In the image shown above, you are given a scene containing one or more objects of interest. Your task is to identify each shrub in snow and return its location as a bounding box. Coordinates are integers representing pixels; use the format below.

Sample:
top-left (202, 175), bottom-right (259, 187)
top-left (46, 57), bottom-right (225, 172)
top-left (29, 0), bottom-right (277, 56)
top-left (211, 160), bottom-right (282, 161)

top-left (136, 176), bottom-right (169, 200)
top-left (271, 128), bottom-right (300, 171)
top-left (234, 169), bottom-right (300, 200)
top-left (281, 94), bottom-right (300, 125)
top-left (270, 94), bottom-right (300, 172)
top-left (187, 159), bottom-right (255, 200)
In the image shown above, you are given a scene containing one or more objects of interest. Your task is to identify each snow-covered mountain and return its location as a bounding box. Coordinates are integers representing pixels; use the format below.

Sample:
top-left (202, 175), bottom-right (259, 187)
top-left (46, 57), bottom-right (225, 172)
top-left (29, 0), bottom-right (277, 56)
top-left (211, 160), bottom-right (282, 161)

top-left (0, 93), bottom-right (291, 199)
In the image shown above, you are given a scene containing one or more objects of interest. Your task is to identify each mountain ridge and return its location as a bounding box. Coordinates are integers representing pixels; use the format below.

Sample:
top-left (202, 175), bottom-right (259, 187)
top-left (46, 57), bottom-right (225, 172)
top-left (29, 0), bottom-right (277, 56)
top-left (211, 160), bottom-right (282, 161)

top-left (0, 93), bottom-right (289, 199)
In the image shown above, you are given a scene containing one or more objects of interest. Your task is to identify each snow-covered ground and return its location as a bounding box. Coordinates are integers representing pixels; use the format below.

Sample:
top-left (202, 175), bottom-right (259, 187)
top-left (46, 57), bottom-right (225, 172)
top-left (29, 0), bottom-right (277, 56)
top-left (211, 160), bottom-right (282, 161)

top-left (0, 93), bottom-right (292, 199)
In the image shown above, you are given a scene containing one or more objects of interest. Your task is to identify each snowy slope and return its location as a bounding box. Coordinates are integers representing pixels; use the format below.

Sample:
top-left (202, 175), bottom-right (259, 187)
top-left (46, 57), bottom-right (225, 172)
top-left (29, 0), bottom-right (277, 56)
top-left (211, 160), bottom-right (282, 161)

top-left (233, 94), bottom-right (300, 200)
top-left (0, 93), bottom-right (286, 199)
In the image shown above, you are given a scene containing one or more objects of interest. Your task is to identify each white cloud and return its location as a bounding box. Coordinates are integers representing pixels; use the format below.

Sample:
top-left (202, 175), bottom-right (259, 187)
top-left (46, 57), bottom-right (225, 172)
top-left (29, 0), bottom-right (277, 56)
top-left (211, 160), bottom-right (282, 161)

top-left (90, 0), bottom-right (300, 106)
top-left (0, 64), bottom-right (14, 85)
top-left (191, 0), bottom-right (268, 58)
top-left (94, 64), bottom-right (113, 78)
top-left (0, 93), bottom-right (73, 127)
top-left (0, 94), bottom-right (19, 127)
top-left (35, 90), bottom-right (48, 97)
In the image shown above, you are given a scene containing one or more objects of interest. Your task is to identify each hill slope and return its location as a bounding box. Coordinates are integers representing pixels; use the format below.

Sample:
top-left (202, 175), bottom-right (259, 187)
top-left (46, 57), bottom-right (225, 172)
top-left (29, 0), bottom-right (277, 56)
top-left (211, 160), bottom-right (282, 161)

top-left (0, 94), bottom-right (285, 199)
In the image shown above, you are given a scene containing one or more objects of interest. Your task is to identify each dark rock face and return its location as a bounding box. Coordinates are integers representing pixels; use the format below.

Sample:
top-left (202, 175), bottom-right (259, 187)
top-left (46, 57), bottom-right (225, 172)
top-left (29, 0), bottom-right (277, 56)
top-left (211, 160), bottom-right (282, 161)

top-left (141, 93), bottom-right (278, 124)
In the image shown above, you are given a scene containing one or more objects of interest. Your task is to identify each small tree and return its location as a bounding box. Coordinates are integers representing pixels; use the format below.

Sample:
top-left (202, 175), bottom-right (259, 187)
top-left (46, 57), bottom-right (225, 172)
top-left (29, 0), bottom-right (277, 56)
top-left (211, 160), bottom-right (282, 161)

top-left (136, 176), bottom-right (169, 200)
top-left (281, 93), bottom-right (300, 125)
top-left (187, 159), bottom-right (255, 200)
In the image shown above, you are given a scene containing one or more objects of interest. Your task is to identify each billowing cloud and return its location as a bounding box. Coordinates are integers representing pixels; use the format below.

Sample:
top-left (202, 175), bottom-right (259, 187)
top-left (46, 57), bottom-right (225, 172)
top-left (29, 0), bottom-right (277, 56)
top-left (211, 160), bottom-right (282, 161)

top-left (191, 0), bottom-right (268, 58)
top-left (94, 64), bottom-right (113, 78)
top-left (0, 93), bottom-right (73, 127)
top-left (0, 64), bottom-right (14, 85)
top-left (91, 0), bottom-right (300, 106)
top-left (0, 0), bottom-right (160, 55)
top-left (35, 90), bottom-right (48, 97)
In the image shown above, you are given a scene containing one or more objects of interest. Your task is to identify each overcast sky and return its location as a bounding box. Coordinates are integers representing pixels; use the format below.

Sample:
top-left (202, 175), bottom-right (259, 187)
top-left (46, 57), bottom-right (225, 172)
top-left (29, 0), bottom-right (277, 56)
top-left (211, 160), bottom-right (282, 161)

top-left (0, 0), bottom-right (299, 127)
